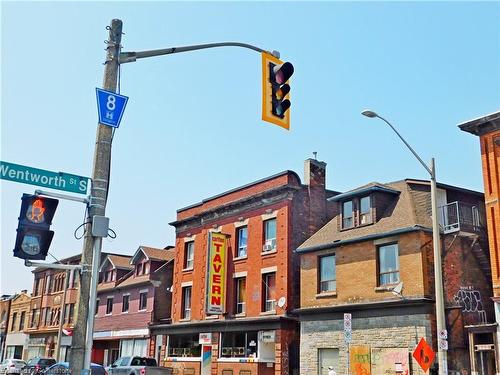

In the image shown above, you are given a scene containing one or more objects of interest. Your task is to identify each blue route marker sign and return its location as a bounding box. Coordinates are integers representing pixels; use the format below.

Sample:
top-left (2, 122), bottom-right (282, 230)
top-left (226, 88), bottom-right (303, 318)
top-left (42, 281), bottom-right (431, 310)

top-left (96, 88), bottom-right (129, 128)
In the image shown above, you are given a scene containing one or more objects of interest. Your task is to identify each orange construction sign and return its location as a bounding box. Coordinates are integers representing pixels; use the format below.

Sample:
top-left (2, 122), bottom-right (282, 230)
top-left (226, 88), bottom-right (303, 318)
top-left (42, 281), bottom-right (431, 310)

top-left (413, 338), bottom-right (435, 373)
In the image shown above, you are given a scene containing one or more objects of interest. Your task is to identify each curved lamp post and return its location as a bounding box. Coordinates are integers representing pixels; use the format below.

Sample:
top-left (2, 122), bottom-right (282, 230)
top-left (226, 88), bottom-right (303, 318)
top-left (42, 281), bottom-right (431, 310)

top-left (361, 110), bottom-right (448, 375)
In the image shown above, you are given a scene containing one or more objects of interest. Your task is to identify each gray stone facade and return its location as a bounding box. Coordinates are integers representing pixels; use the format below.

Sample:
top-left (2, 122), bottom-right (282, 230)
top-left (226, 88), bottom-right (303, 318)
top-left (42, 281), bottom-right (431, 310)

top-left (300, 314), bottom-right (433, 375)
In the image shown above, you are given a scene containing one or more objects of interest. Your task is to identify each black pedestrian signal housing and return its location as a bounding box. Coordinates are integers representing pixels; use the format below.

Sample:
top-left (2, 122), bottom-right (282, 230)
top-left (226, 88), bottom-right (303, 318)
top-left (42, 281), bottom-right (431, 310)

top-left (13, 194), bottom-right (59, 260)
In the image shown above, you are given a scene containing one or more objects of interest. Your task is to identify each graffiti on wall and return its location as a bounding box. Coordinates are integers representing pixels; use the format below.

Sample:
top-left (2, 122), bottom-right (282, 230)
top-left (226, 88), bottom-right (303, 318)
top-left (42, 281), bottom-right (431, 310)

top-left (371, 348), bottom-right (409, 375)
top-left (350, 346), bottom-right (371, 375)
top-left (453, 286), bottom-right (487, 323)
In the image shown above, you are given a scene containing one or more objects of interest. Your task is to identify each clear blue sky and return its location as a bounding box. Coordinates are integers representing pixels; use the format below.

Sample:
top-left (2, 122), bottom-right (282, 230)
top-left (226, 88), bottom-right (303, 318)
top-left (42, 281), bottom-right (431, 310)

top-left (1, 1), bottom-right (499, 294)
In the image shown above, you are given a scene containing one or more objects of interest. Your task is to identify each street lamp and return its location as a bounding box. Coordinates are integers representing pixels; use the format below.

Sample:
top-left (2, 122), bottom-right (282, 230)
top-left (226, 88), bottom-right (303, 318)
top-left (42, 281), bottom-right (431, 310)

top-left (361, 110), bottom-right (448, 375)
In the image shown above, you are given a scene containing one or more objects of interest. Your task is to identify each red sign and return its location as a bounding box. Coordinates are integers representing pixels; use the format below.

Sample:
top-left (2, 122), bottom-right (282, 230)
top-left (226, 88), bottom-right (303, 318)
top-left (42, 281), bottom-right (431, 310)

top-left (413, 338), bottom-right (435, 373)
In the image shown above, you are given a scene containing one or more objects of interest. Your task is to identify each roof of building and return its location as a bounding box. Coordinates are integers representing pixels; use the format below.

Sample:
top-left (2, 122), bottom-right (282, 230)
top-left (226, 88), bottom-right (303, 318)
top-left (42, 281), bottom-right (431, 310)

top-left (131, 246), bottom-right (175, 264)
top-left (458, 110), bottom-right (500, 136)
top-left (297, 179), bottom-right (483, 253)
top-left (99, 254), bottom-right (133, 272)
top-left (328, 182), bottom-right (400, 202)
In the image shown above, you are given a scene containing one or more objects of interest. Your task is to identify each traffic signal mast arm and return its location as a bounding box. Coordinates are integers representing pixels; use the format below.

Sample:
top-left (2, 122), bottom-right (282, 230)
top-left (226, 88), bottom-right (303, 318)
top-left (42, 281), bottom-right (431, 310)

top-left (120, 41), bottom-right (280, 63)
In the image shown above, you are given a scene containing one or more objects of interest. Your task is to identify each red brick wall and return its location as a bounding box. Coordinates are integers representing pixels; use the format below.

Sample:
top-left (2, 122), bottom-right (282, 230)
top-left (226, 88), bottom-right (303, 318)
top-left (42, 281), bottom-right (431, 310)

top-left (95, 286), bottom-right (153, 331)
top-left (176, 173), bottom-right (301, 221)
top-left (172, 202), bottom-right (291, 322)
top-left (479, 130), bottom-right (500, 295)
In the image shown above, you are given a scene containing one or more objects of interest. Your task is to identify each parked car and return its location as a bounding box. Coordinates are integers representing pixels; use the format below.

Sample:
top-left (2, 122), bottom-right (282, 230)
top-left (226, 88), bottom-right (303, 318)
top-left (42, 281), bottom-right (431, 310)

top-left (23, 358), bottom-right (56, 375)
top-left (0, 359), bottom-right (26, 374)
top-left (107, 357), bottom-right (172, 375)
top-left (43, 362), bottom-right (106, 375)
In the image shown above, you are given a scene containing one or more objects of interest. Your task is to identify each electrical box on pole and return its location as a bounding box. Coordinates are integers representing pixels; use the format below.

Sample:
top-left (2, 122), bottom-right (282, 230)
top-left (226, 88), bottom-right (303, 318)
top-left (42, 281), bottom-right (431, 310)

top-left (13, 194), bottom-right (59, 260)
top-left (261, 52), bottom-right (294, 130)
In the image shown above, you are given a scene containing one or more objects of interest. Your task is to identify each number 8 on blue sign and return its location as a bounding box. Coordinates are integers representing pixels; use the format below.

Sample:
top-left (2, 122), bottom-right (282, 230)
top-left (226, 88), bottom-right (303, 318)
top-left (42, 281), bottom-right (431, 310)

top-left (96, 88), bottom-right (129, 129)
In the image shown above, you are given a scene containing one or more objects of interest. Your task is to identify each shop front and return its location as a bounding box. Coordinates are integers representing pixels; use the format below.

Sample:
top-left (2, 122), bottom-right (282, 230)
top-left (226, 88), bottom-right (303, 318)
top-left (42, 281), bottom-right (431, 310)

top-left (92, 329), bottom-right (150, 366)
top-left (153, 317), bottom-right (298, 375)
top-left (5, 332), bottom-right (28, 360)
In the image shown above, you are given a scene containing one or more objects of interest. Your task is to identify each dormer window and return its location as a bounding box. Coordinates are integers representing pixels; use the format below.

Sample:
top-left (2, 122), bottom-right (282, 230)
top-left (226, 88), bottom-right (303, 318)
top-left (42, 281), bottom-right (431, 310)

top-left (341, 196), bottom-right (372, 229)
top-left (360, 196), bottom-right (372, 225)
top-left (104, 270), bottom-right (114, 282)
top-left (136, 263), bottom-right (143, 276)
top-left (342, 201), bottom-right (353, 228)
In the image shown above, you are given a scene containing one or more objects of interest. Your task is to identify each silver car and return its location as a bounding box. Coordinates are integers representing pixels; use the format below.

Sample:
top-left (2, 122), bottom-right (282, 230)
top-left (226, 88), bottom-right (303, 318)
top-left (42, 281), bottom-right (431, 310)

top-left (0, 359), bottom-right (27, 374)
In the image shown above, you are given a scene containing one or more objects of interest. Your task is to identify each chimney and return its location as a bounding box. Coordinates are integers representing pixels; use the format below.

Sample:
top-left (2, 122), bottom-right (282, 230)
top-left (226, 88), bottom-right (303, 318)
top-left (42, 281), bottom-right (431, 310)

top-left (304, 158), bottom-right (326, 188)
top-left (304, 158), bottom-right (327, 235)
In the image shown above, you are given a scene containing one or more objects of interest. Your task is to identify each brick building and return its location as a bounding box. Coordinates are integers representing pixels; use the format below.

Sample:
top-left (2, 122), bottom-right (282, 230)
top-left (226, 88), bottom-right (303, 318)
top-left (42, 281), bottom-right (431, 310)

top-left (150, 159), bottom-right (338, 375)
top-left (93, 246), bottom-right (174, 366)
top-left (296, 179), bottom-right (493, 374)
top-left (459, 111), bottom-right (500, 374)
top-left (25, 255), bottom-right (81, 361)
top-left (4, 291), bottom-right (31, 359)
top-left (0, 295), bottom-right (14, 360)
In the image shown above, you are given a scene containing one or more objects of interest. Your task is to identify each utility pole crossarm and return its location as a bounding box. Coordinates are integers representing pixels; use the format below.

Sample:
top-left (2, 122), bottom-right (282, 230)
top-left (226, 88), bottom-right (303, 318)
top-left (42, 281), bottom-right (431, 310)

top-left (119, 42), bottom-right (279, 63)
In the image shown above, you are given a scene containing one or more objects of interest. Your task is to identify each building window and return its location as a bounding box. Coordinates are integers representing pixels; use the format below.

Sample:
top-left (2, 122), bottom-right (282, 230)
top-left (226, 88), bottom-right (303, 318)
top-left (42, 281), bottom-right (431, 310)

top-left (378, 243), bottom-right (400, 285)
top-left (235, 277), bottom-right (246, 314)
top-left (18, 311), bottom-right (26, 331)
top-left (30, 309), bottom-right (37, 328)
top-left (262, 273), bottom-right (276, 312)
top-left (105, 270), bottom-right (114, 282)
top-left (168, 334), bottom-right (202, 357)
top-left (139, 292), bottom-right (148, 311)
top-left (181, 286), bottom-right (192, 320)
top-left (95, 299), bottom-right (99, 316)
top-left (106, 297), bottom-right (113, 315)
top-left (263, 219), bottom-right (277, 252)
top-left (360, 196), bottom-right (372, 225)
top-left (136, 263), bottom-right (143, 276)
top-left (221, 331), bottom-right (258, 358)
top-left (236, 227), bottom-right (248, 258)
top-left (122, 295), bottom-right (130, 312)
top-left (319, 255), bottom-right (336, 293)
top-left (10, 313), bottom-right (17, 331)
top-left (342, 200), bottom-right (353, 228)
top-left (64, 303), bottom-right (74, 323)
top-left (184, 242), bottom-right (194, 269)
top-left (34, 278), bottom-right (42, 296)
top-left (43, 307), bottom-right (50, 326)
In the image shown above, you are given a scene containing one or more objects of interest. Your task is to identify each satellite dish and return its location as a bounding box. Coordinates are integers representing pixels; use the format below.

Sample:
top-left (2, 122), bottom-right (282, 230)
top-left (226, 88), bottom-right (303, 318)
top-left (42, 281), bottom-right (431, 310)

top-left (392, 282), bottom-right (404, 296)
top-left (277, 297), bottom-right (286, 308)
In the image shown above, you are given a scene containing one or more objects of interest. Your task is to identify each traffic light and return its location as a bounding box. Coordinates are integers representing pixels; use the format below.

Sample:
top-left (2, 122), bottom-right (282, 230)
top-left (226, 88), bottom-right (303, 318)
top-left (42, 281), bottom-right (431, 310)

top-left (13, 194), bottom-right (58, 260)
top-left (262, 52), bottom-right (294, 130)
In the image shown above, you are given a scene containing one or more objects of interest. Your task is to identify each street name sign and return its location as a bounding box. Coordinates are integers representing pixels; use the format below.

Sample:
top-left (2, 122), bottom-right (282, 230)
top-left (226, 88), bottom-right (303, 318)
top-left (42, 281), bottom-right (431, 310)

top-left (0, 161), bottom-right (89, 195)
top-left (96, 88), bottom-right (129, 128)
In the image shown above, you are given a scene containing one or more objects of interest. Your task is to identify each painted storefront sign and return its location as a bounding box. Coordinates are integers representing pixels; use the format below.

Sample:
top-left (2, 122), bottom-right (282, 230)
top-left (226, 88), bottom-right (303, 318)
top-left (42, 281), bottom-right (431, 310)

top-left (350, 345), bottom-right (371, 375)
top-left (371, 348), bottom-right (409, 375)
top-left (205, 232), bottom-right (227, 314)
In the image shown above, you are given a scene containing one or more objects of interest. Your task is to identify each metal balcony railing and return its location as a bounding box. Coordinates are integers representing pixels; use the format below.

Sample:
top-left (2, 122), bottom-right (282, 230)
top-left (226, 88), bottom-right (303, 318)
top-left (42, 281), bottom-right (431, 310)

top-left (438, 201), bottom-right (482, 234)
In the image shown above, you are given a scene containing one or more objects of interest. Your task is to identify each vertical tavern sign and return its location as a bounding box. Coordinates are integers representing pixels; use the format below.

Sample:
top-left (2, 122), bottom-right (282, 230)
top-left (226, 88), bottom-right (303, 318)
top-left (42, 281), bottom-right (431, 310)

top-left (206, 232), bottom-right (228, 315)
top-left (96, 88), bottom-right (129, 128)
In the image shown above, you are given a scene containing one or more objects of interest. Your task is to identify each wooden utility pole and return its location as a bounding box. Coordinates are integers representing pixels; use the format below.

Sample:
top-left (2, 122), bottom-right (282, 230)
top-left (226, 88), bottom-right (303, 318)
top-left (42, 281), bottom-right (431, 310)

top-left (69, 19), bottom-right (122, 375)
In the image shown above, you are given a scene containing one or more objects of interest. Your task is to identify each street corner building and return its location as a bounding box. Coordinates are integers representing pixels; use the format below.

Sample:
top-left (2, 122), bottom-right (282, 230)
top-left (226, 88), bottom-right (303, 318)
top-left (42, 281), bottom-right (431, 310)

top-left (150, 158), bottom-right (338, 375)
top-left (295, 179), bottom-right (494, 374)
top-left (459, 110), bottom-right (500, 374)
top-left (92, 246), bottom-right (175, 366)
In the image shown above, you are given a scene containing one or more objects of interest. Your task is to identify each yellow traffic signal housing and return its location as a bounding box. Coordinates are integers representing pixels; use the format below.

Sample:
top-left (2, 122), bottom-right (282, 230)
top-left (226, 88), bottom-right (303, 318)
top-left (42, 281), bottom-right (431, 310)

top-left (261, 52), bottom-right (294, 130)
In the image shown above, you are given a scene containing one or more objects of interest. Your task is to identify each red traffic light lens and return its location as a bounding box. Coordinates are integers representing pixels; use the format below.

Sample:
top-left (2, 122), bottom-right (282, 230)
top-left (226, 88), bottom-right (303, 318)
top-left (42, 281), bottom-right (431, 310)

top-left (273, 62), bottom-right (294, 85)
